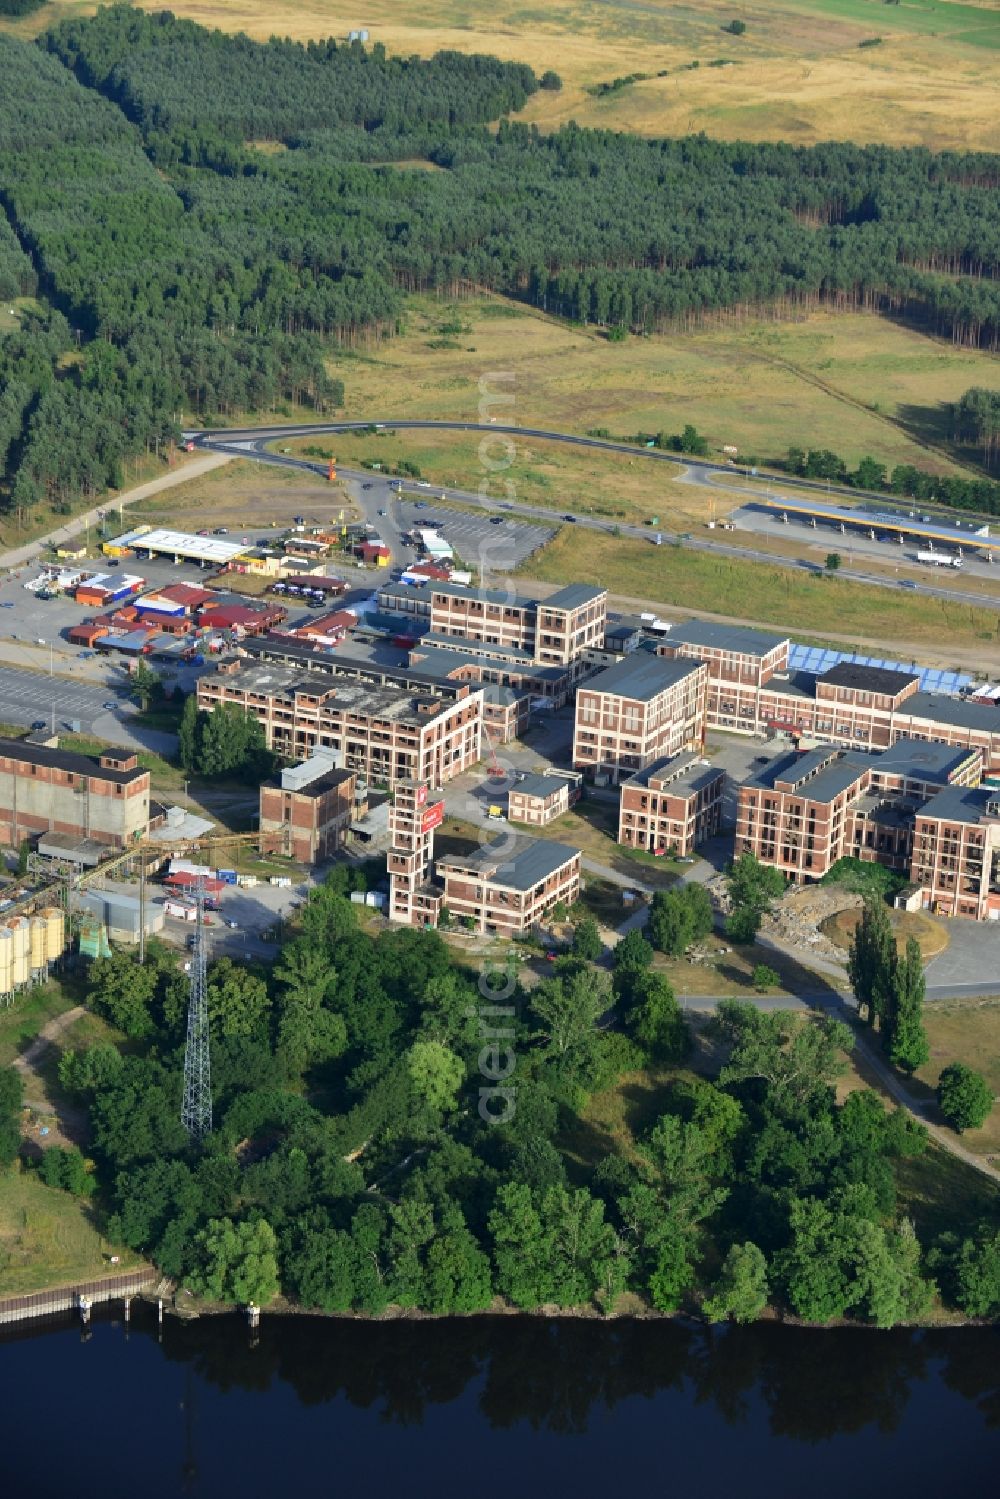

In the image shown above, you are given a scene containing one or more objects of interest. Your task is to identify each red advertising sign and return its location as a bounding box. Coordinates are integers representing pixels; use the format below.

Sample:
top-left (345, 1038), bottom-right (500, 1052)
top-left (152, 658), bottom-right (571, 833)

top-left (416, 784), bottom-right (428, 806)
top-left (421, 800), bottom-right (445, 834)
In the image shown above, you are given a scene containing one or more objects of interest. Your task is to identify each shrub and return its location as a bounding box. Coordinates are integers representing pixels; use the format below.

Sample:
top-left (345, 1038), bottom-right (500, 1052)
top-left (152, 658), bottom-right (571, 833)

top-left (937, 1063), bottom-right (993, 1133)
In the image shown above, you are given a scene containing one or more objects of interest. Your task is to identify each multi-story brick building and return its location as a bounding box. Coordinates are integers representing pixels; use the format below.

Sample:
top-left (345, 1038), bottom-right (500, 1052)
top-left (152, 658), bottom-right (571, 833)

top-left (428, 581), bottom-right (607, 676)
top-left (573, 654), bottom-right (708, 785)
top-left (408, 636), bottom-right (572, 707)
top-left (0, 737), bottom-right (150, 850)
top-left (653, 619), bottom-right (1000, 773)
top-left (618, 752), bottom-right (725, 856)
top-left (435, 838), bottom-right (582, 936)
top-left (657, 620), bottom-right (790, 736)
top-left (387, 780), bottom-right (447, 928)
top-left (259, 752), bottom-right (360, 863)
top-left (197, 664), bottom-right (482, 790)
top-left (736, 738), bottom-right (985, 887)
top-left (387, 779), bottom-right (581, 933)
top-left (909, 785), bottom-right (1000, 922)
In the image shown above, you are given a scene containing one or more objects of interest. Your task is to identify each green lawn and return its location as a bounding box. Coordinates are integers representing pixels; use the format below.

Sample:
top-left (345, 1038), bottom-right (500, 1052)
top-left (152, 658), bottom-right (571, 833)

top-left (0, 1168), bottom-right (141, 1296)
top-left (896, 1141), bottom-right (1000, 1245)
top-left (0, 984), bottom-right (75, 1068)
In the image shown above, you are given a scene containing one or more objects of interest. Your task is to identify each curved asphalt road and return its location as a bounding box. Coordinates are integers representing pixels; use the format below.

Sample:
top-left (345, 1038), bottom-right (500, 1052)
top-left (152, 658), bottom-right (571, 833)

top-left (188, 421), bottom-right (997, 612)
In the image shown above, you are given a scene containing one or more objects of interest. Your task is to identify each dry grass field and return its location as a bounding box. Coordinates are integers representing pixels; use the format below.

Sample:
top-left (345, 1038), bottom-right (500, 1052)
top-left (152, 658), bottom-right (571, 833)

top-left (331, 296), bottom-right (1000, 480)
top-left (129, 456), bottom-right (356, 532)
top-left (8, 1), bottom-right (997, 151)
top-left (820, 907), bottom-right (951, 960)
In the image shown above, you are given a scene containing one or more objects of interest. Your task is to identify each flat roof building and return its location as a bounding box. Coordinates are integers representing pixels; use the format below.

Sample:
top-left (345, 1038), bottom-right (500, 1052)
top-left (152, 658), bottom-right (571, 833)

top-left (197, 664), bottom-right (483, 790)
top-left (259, 752), bottom-right (361, 863)
top-left (0, 738), bottom-right (150, 850)
top-left (573, 654), bottom-right (708, 785)
top-left (618, 752), bottom-right (725, 856)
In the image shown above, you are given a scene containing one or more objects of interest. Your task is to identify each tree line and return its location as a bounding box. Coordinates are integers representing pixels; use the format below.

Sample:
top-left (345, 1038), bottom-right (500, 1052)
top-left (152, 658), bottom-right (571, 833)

top-left (2, 8), bottom-right (1000, 523)
top-left (4, 867), bottom-right (994, 1325)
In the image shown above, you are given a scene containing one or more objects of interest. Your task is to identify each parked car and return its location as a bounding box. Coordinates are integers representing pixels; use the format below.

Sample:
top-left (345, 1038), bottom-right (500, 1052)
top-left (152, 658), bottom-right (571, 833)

top-left (102, 700), bottom-right (117, 711)
top-left (293, 515), bottom-right (305, 524)
top-left (563, 514), bottom-right (577, 522)
top-left (489, 516), bottom-right (504, 525)
top-left (30, 718), bottom-right (46, 730)
top-left (213, 527), bottom-right (228, 535)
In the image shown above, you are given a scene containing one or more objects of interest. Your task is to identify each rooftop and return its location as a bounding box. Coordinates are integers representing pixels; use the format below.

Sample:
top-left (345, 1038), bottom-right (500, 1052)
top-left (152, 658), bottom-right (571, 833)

top-left (917, 784), bottom-right (999, 826)
top-left (438, 835), bottom-right (580, 891)
top-left (873, 738), bottom-right (980, 783)
top-left (209, 663), bottom-right (480, 727)
top-left (269, 768), bottom-right (354, 800)
top-left (106, 526), bottom-right (248, 564)
top-left (420, 631), bottom-right (537, 665)
top-left (584, 653), bottom-right (702, 702)
top-left (820, 662), bottom-right (919, 695)
top-left (748, 746), bottom-right (877, 802)
top-left (660, 619), bottom-right (788, 657)
top-left (512, 773), bottom-right (571, 801)
top-left (430, 580), bottom-right (535, 609)
top-left (0, 736), bottom-right (148, 785)
top-left (623, 751), bottom-right (723, 795)
top-left (541, 583), bottom-right (607, 612)
top-left (903, 691), bottom-right (1000, 733)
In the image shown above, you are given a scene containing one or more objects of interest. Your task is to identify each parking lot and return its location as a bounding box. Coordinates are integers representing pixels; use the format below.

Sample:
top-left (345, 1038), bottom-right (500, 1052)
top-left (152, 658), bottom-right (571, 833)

top-left (396, 499), bottom-right (554, 572)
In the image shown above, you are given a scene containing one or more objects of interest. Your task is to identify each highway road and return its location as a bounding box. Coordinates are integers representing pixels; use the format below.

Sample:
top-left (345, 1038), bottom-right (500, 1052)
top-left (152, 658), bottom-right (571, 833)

top-left (190, 422), bottom-right (1000, 613)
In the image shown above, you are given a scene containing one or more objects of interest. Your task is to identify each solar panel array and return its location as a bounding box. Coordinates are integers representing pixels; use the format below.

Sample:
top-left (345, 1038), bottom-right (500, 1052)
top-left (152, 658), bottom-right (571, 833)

top-left (788, 645), bottom-right (972, 696)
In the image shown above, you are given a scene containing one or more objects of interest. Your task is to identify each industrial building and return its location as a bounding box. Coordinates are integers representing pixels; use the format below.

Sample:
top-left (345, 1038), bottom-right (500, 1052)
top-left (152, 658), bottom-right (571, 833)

top-left (427, 581), bottom-right (607, 676)
top-left (508, 772), bottom-right (578, 827)
top-left (259, 752), bottom-right (362, 863)
top-left (0, 738), bottom-right (150, 850)
top-left (650, 622), bottom-right (1000, 773)
top-left (734, 739), bottom-right (997, 917)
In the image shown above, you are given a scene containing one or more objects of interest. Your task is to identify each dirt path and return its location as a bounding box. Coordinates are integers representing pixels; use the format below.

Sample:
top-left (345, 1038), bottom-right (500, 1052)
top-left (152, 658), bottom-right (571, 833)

top-left (14, 1005), bottom-right (88, 1150)
top-left (0, 453), bottom-right (231, 571)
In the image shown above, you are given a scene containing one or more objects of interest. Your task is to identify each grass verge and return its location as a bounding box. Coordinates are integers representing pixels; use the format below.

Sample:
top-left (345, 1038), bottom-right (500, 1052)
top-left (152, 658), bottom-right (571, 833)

top-left (518, 526), bottom-right (1000, 654)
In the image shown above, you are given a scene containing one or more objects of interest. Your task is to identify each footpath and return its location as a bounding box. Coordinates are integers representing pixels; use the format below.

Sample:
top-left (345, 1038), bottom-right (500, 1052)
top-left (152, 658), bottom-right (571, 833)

top-left (0, 452), bottom-right (230, 571)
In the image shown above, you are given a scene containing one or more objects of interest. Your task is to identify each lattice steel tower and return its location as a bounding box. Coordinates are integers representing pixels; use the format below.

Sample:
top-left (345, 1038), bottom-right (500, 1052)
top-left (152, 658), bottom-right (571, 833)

top-left (180, 882), bottom-right (212, 1142)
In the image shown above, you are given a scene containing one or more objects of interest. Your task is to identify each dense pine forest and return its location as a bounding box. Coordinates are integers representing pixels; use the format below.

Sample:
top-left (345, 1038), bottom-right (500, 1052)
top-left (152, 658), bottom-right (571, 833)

top-left (12, 876), bottom-right (997, 1325)
top-left (0, 6), bottom-right (999, 516)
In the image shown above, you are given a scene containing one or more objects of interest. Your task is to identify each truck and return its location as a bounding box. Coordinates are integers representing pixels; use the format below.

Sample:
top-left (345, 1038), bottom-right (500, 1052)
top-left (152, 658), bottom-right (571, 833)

top-left (652, 533), bottom-right (663, 546)
top-left (269, 875), bottom-right (293, 888)
top-left (917, 550), bottom-right (963, 569)
top-left (165, 897), bottom-right (198, 921)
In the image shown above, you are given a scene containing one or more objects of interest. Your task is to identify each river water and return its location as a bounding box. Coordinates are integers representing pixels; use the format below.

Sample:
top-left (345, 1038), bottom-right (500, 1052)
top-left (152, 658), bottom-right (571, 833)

top-left (2, 1309), bottom-right (998, 1497)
